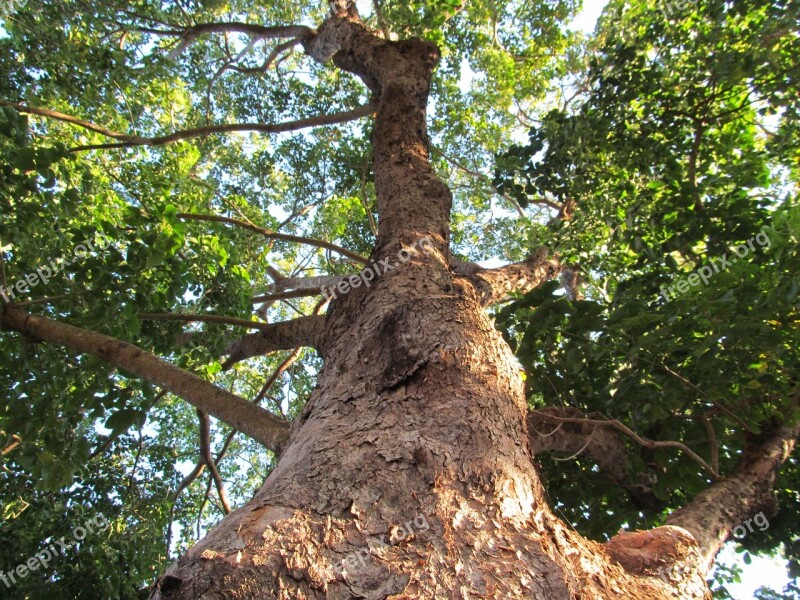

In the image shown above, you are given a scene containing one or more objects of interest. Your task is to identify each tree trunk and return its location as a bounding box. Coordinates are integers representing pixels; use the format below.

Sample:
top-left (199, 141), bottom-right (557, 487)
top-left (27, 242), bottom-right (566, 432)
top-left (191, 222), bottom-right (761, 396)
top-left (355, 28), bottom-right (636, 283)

top-left (149, 13), bottom-right (715, 600)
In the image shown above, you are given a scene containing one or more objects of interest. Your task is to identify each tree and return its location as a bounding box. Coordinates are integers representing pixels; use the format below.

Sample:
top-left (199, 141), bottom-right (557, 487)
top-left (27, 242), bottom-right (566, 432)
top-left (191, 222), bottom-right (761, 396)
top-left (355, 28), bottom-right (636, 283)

top-left (0, 0), bottom-right (797, 598)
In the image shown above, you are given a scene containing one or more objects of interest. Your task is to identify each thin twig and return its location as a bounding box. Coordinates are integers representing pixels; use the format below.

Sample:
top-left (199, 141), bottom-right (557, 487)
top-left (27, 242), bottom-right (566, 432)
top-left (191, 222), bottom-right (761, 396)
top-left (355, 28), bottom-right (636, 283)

top-left (177, 212), bottom-right (368, 263)
top-left (89, 390), bottom-right (168, 460)
top-left (1, 434), bottom-right (22, 456)
top-left (14, 294), bottom-right (74, 307)
top-left (174, 461), bottom-right (205, 499)
top-left (552, 426), bottom-right (599, 462)
top-left (0, 237), bottom-right (7, 290)
top-left (536, 413), bottom-right (719, 478)
top-left (429, 145), bottom-right (536, 218)
top-left (254, 348), bottom-right (303, 409)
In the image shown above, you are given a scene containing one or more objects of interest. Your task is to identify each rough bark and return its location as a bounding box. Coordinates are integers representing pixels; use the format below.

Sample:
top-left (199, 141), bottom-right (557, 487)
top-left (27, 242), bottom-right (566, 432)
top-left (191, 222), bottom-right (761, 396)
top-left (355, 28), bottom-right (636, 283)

top-left (154, 254), bottom-right (701, 598)
top-left (470, 250), bottom-right (562, 306)
top-left (222, 315), bottom-right (326, 369)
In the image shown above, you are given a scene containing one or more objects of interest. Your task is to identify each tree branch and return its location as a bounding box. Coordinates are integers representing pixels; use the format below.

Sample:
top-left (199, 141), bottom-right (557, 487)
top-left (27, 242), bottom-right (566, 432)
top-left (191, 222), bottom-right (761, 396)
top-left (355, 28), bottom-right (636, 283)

top-left (0, 307), bottom-right (289, 452)
top-left (666, 423), bottom-right (800, 571)
top-left (251, 275), bottom-right (357, 305)
top-left (0, 100), bottom-right (375, 152)
top-left (173, 411), bottom-right (241, 501)
top-left (198, 410), bottom-right (232, 515)
top-left (253, 349), bottom-right (302, 409)
top-left (559, 267), bottom-right (583, 301)
top-left (176, 213), bottom-right (368, 264)
top-left (172, 22), bottom-right (313, 39)
top-left (222, 314), bottom-right (326, 369)
top-left (268, 274), bottom-right (347, 294)
top-left (371, 0), bottom-right (392, 39)
top-left (2, 434), bottom-right (22, 457)
top-left (174, 460), bottom-right (205, 499)
top-left (430, 144), bottom-right (528, 218)
top-left (528, 408), bottom-right (665, 510)
top-left (251, 289), bottom-right (326, 304)
top-left (463, 249), bottom-right (563, 306)
top-left (530, 410), bottom-right (718, 478)
top-left (161, 23), bottom-right (314, 59)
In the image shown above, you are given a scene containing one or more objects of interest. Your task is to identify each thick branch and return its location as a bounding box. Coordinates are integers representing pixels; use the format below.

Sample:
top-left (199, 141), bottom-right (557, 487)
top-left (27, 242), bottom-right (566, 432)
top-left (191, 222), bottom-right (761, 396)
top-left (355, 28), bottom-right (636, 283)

top-left (528, 408), bottom-right (664, 509)
top-left (251, 289), bottom-right (326, 304)
top-left (666, 423), bottom-right (800, 571)
top-left (0, 100), bottom-right (374, 152)
top-left (141, 310), bottom-right (323, 352)
top-left (137, 22), bottom-right (313, 60)
top-left (268, 275), bottom-right (347, 294)
top-left (222, 314), bottom-right (326, 369)
top-left (466, 249), bottom-right (563, 306)
top-left (176, 213), bottom-right (368, 263)
top-left (125, 22), bottom-right (313, 40)
top-left (0, 307), bottom-right (289, 452)
top-left (252, 276), bottom-right (358, 304)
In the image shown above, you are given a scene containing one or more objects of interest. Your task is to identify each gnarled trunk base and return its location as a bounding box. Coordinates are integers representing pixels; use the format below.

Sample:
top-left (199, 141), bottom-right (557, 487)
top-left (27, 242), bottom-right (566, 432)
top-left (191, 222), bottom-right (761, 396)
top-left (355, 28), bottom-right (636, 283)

top-left (153, 281), bottom-right (710, 599)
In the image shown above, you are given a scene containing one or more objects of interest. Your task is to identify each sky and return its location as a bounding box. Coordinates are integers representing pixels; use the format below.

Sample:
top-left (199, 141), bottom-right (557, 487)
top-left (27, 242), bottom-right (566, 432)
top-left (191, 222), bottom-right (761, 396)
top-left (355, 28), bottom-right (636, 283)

top-left (569, 0), bottom-right (609, 33)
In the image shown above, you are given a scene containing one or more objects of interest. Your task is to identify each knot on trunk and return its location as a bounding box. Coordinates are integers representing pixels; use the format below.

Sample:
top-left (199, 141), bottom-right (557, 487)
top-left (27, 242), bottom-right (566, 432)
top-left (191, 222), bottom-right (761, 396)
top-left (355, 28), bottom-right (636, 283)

top-left (376, 304), bottom-right (429, 390)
